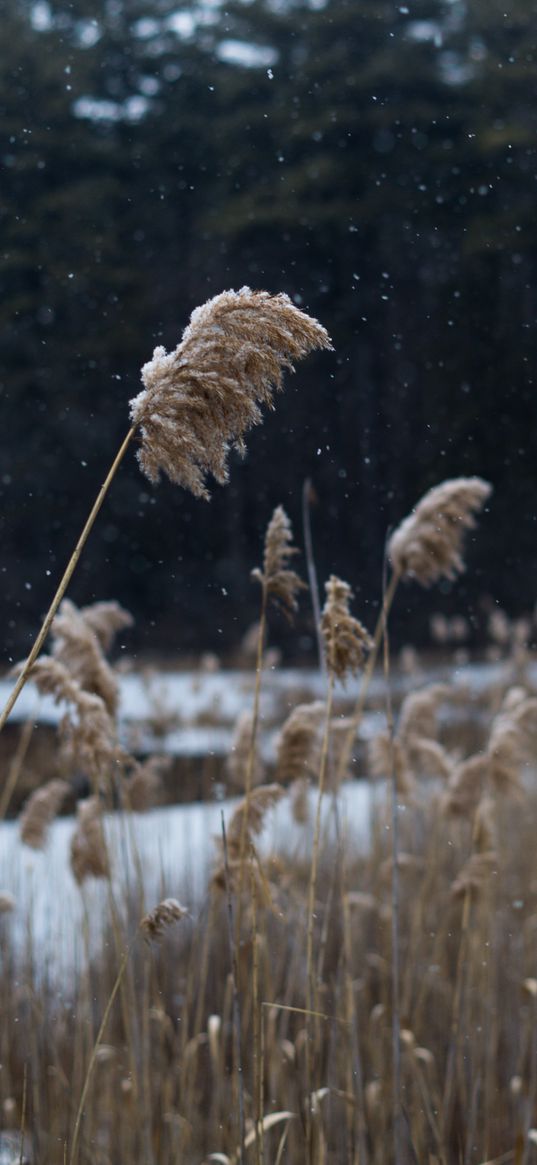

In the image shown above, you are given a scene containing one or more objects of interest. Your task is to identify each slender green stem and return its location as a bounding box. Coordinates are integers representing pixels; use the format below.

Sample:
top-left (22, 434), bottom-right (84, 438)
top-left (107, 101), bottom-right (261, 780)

top-left (0, 424), bottom-right (136, 737)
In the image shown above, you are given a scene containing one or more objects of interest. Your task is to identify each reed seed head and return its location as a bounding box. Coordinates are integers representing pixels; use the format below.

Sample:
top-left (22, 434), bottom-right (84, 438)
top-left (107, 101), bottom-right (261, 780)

top-left (51, 598), bottom-right (120, 717)
top-left (275, 701), bottom-right (325, 784)
top-left (226, 782), bottom-right (285, 850)
top-left (19, 778), bottom-right (70, 849)
top-left (252, 505), bottom-right (306, 620)
top-left (321, 576), bottom-right (372, 682)
top-left (79, 600), bottom-right (133, 653)
top-left (141, 898), bottom-right (189, 941)
top-left (130, 288), bottom-right (332, 498)
top-left (25, 656), bottom-right (121, 778)
top-left (388, 476), bottom-right (492, 586)
top-left (70, 796), bottom-right (110, 885)
top-left (226, 711), bottom-right (264, 790)
top-left (126, 756), bottom-right (170, 811)
top-left (451, 850), bottom-right (498, 898)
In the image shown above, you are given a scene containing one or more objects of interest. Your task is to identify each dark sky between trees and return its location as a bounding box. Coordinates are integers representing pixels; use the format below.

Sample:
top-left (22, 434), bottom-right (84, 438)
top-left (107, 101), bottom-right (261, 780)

top-left (1, 0), bottom-right (537, 661)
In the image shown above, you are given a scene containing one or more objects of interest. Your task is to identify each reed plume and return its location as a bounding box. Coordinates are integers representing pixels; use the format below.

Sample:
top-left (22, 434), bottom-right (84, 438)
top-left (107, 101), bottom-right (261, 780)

top-left (275, 701), bottom-right (325, 784)
top-left (19, 778), bottom-right (69, 849)
top-left (226, 783), bottom-right (284, 851)
top-left (70, 795), bottom-right (110, 884)
top-left (368, 733), bottom-right (415, 795)
top-left (130, 288), bottom-right (332, 498)
top-left (227, 711), bottom-right (264, 790)
top-left (0, 892), bottom-right (15, 914)
top-left (443, 753), bottom-right (489, 816)
top-left (79, 600), bottom-right (133, 652)
top-left (213, 783), bottom-right (284, 894)
top-left (51, 598), bottom-right (120, 717)
top-left (398, 684), bottom-right (448, 744)
top-left (126, 756), bottom-right (170, 811)
top-left (141, 898), bottom-right (189, 942)
top-left (26, 657), bottom-right (121, 778)
top-left (321, 576), bottom-right (372, 682)
top-left (0, 288), bottom-right (330, 740)
top-left (388, 476), bottom-right (492, 586)
top-left (252, 505), bottom-right (305, 620)
top-left (451, 850), bottom-right (498, 898)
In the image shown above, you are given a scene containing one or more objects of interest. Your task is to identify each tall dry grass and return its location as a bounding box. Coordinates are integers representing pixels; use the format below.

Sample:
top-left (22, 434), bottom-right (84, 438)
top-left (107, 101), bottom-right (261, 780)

top-left (2, 301), bottom-right (532, 1164)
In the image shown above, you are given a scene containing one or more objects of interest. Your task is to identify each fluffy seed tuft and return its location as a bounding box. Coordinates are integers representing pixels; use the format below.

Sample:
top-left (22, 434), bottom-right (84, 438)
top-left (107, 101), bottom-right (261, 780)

top-left (19, 778), bottom-right (70, 850)
top-left (141, 898), bottom-right (189, 941)
top-left (388, 476), bottom-right (492, 586)
top-left (321, 576), bottom-right (372, 682)
top-left (130, 288), bottom-right (332, 498)
top-left (252, 506), bottom-right (305, 620)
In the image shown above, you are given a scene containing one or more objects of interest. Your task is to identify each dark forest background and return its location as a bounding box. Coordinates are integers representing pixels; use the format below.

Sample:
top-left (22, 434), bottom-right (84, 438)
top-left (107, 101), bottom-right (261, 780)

top-left (1, 0), bottom-right (537, 662)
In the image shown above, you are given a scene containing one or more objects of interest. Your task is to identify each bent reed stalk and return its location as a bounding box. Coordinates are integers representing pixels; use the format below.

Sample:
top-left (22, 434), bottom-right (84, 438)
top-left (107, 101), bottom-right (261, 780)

top-left (0, 289), bottom-right (330, 740)
top-left (0, 425), bottom-right (136, 738)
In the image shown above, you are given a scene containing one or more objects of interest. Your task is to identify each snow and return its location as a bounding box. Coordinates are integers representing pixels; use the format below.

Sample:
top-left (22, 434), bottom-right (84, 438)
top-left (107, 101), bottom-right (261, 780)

top-left (0, 780), bottom-right (376, 984)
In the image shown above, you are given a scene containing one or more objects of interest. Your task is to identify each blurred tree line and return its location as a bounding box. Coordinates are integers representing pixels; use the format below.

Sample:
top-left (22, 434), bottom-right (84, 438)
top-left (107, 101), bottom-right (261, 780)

top-left (1, 0), bottom-right (537, 660)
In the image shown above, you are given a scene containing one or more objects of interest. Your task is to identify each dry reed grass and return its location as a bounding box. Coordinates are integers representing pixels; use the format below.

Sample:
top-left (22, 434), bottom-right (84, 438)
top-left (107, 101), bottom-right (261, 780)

top-left (3, 371), bottom-right (535, 1165)
top-left (130, 289), bottom-right (332, 497)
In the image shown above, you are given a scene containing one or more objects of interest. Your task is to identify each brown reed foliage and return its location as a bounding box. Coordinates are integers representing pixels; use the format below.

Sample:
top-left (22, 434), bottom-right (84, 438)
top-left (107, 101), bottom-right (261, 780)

top-left (125, 756), bottom-right (170, 811)
top-left (275, 701), bottom-right (325, 784)
top-left (130, 288), bottom-right (332, 497)
top-left (388, 476), bottom-right (492, 586)
top-left (26, 657), bottom-right (121, 778)
top-left (0, 892), bottom-right (15, 913)
top-left (79, 601), bottom-right (133, 653)
top-left (368, 732), bottom-right (416, 795)
top-left (226, 783), bottom-right (285, 851)
top-left (451, 849), bottom-right (498, 898)
top-left (140, 898), bottom-right (189, 941)
top-left (397, 683), bottom-right (449, 744)
top-left (19, 778), bottom-right (70, 849)
top-left (51, 598), bottom-right (120, 716)
top-left (252, 505), bottom-right (306, 620)
top-left (70, 795), bottom-right (110, 884)
top-left (321, 575), bottom-right (372, 682)
top-left (213, 783), bottom-right (285, 895)
top-left (226, 710), bottom-right (264, 790)
top-left (443, 753), bottom-right (489, 816)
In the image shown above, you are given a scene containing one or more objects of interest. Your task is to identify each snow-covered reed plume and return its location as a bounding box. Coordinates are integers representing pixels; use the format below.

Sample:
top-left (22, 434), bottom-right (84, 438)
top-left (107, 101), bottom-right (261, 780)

top-left (0, 288), bottom-right (330, 748)
top-left (130, 288), bottom-right (332, 498)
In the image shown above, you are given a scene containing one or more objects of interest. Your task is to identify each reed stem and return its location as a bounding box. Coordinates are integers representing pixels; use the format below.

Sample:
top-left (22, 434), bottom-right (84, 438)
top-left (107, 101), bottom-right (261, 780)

top-left (0, 425), bottom-right (136, 736)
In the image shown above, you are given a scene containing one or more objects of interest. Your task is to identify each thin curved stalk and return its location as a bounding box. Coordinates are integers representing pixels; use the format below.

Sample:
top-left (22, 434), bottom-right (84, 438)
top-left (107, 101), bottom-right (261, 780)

top-left (69, 939), bottom-right (133, 1165)
top-left (0, 424), bottom-right (136, 736)
top-left (305, 672), bottom-right (334, 1159)
top-left (336, 569), bottom-right (400, 784)
top-left (302, 478), bottom-right (325, 676)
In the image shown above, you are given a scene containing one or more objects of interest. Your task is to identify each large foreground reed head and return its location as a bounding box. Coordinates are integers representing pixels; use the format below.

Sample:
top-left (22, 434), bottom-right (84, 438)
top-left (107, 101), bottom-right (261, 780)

top-left (130, 288), bottom-right (332, 498)
top-left (388, 476), bottom-right (492, 586)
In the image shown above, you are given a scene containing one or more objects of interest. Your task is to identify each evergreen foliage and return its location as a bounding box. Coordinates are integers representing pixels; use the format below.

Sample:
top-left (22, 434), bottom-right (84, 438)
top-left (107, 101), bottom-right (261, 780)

top-left (1, 0), bottom-right (536, 655)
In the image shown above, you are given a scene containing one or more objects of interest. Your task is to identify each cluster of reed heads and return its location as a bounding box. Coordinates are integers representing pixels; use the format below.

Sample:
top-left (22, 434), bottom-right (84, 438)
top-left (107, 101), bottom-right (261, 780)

top-left (1, 288), bottom-right (534, 1165)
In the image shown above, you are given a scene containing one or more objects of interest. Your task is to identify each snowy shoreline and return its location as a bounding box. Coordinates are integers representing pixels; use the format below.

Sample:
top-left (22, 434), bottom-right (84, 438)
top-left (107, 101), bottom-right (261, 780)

top-left (0, 779), bottom-right (376, 984)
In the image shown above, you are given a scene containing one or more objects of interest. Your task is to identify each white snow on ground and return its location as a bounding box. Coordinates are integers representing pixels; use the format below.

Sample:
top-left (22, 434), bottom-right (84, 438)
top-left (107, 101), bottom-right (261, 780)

top-left (0, 660), bottom-right (514, 756)
top-left (0, 780), bottom-right (377, 984)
